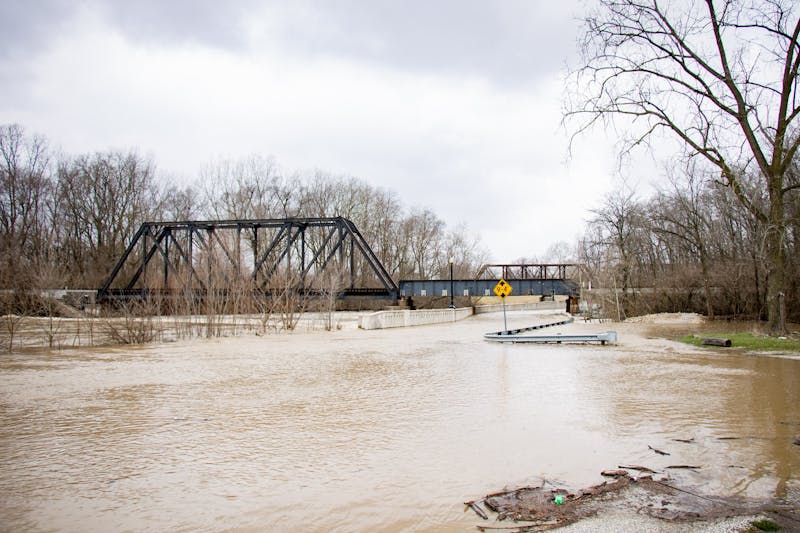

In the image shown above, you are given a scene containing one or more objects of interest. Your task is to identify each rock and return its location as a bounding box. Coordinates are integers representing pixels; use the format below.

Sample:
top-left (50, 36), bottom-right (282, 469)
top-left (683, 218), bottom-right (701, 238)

top-left (794, 435), bottom-right (800, 446)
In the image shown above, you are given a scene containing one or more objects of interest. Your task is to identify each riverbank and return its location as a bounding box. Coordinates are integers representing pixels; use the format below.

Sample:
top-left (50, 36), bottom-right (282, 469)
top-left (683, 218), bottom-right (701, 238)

top-left (468, 469), bottom-right (798, 532)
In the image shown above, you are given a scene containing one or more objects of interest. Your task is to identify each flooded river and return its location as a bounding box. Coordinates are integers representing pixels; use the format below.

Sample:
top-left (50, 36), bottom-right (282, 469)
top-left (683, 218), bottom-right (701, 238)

top-left (1, 311), bottom-right (798, 531)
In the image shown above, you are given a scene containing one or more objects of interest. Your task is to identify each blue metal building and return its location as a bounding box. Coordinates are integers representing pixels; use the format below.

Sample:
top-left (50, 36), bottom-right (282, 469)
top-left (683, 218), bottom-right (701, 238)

top-left (398, 278), bottom-right (577, 298)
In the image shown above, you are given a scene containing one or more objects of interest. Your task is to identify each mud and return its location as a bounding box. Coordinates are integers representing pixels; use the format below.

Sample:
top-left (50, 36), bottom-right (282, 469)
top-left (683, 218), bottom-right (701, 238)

top-left (467, 470), bottom-right (798, 531)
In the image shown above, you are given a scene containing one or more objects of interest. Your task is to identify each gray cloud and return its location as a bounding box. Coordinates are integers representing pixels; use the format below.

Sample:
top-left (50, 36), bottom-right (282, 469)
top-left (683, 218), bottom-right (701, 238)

top-left (232, 0), bottom-right (583, 88)
top-left (275, 0), bottom-right (580, 85)
top-left (0, 0), bottom-right (255, 60)
top-left (0, 0), bottom-right (74, 59)
top-left (2, 0), bottom-right (579, 86)
top-left (95, 0), bottom-right (257, 49)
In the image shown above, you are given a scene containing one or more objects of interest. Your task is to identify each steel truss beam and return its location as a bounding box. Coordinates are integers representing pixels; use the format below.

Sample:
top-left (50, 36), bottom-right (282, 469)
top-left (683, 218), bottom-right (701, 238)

top-left (478, 263), bottom-right (575, 281)
top-left (97, 217), bottom-right (399, 302)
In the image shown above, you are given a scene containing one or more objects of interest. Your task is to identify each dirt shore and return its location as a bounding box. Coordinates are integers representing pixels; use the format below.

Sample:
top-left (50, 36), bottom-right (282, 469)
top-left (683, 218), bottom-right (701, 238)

top-left (468, 471), bottom-right (799, 532)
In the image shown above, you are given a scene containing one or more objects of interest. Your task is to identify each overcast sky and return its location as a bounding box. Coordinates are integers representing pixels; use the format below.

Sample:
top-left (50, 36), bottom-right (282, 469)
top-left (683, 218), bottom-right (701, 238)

top-left (1, 0), bottom-right (623, 262)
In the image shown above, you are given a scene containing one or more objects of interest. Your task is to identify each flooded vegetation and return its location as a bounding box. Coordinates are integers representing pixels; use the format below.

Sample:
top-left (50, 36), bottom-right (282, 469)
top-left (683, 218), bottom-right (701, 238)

top-left (1, 312), bottom-right (798, 531)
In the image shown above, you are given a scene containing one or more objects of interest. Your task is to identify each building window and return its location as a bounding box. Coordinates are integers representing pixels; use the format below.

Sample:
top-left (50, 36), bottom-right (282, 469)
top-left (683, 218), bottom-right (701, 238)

top-left (442, 289), bottom-right (448, 296)
top-left (463, 289), bottom-right (469, 296)
top-left (421, 289), bottom-right (427, 296)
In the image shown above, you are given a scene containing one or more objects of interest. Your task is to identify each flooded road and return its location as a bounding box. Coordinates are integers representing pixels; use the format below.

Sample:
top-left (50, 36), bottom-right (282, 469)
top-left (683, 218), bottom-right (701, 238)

top-left (1, 311), bottom-right (798, 531)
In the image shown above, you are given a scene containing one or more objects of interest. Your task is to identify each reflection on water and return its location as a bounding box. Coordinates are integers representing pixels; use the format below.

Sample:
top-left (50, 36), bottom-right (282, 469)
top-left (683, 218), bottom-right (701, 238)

top-left (1, 312), bottom-right (798, 531)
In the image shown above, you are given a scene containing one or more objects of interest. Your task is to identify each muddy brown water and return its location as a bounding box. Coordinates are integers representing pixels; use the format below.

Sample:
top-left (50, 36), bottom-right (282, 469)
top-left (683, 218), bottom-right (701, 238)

top-left (1, 311), bottom-right (798, 531)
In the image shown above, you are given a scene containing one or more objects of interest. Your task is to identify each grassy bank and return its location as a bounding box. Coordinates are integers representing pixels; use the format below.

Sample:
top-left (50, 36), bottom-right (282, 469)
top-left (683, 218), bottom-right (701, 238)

top-left (679, 332), bottom-right (800, 352)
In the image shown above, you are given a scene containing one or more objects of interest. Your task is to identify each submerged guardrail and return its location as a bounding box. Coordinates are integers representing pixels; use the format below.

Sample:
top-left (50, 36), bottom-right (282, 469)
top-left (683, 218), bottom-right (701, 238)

top-left (483, 315), bottom-right (617, 345)
top-left (484, 315), bottom-right (574, 337)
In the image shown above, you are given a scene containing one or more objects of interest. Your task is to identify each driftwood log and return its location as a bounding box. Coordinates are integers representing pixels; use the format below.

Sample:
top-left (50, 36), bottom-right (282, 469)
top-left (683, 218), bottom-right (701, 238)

top-left (467, 501), bottom-right (488, 520)
top-left (701, 337), bottom-right (732, 347)
top-left (619, 465), bottom-right (657, 473)
top-left (648, 445), bottom-right (670, 456)
top-left (601, 469), bottom-right (630, 478)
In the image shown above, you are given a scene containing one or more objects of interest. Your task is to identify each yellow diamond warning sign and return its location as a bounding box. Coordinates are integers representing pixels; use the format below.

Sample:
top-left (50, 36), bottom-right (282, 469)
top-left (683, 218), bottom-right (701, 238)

top-left (493, 278), bottom-right (512, 298)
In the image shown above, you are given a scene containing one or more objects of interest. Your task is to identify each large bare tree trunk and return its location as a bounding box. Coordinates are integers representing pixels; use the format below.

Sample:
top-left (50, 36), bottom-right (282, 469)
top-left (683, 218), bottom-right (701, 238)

top-left (766, 179), bottom-right (787, 331)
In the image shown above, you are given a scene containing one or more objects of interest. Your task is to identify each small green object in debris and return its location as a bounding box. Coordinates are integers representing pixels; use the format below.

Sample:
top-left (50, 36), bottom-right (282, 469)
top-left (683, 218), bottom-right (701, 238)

top-left (553, 494), bottom-right (564, 505)
top-left (750, 519), bottom-right (781, 531)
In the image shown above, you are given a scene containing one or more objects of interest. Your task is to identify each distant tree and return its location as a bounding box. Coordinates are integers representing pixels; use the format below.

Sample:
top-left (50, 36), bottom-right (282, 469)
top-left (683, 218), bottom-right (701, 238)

top-left (442, 222), bottom-right (491, 279)
top-left (55, 150), bottom-right (158, 287)
top-left (585, 183), bottom-right (649, 319)
top-left (199, 155), bottom-right (299, 219)
top-left (568, 0), bottom-right (800, 332)
top-left (403, 207), bottom-right (445, 279)
top-left (0, 124), bottom-right (53, 288)
top-left (157, 181), bottom-right (201, 221)
top-left (543, 241), bottom-right (575, 264)
top-left (650, 164), bottom-right (716, 317)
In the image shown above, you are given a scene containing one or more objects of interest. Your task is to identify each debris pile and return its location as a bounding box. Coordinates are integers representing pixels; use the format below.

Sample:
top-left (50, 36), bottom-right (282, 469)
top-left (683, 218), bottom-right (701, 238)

top-left (465, 469), bottom-right (762, 532)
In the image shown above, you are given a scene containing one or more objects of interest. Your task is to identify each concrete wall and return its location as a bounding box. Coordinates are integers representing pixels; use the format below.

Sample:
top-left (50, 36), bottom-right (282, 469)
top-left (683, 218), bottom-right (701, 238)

top-left (359, 307), bottom-right (473, 330)
top-left (358, 300), bottom-right (565, 330)
top-left (473, 300), bottom-right (565, 314)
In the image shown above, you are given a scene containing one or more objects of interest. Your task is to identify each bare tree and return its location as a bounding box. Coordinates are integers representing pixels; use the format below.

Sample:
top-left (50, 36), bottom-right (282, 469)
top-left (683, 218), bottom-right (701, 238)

top-left (543, 241), bottom-right (576, 264)
top-left (313, 265), bottom-right (346, 331)
top-left (157, 181), bottom-right (202, 221)
top-left (103, 299), bottom-right (161, 345)
top-left (403, 207), bottom-right (445, 279)
top-left (651, 164), bottom-right (716, 317)
top-left (568, 0), bottom-right (800, 332)
top-left (0, 124), bottom-right (53, 289)
top-left (442, 222), bottom-right (492, 279)
top-left (0, 292), bottom-right (26, 352)
top-left (55, 150), bottom-right (158, 287)
top-left (199, 155), bottom-right (300, 220)
top-left (269, 268), bottom-right (306, 331)
top-left (590, 184), bottom-right (647, 294)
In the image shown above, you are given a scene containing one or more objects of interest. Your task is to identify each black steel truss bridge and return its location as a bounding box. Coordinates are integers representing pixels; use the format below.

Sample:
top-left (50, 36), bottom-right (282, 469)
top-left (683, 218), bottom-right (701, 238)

top-left (478, 263), bottom-right (576, 280)
top-left (97, 217), bottom-right (399, 303)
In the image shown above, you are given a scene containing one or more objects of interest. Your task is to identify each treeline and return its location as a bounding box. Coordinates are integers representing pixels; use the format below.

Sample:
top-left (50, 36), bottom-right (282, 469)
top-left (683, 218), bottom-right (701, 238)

top-left (578, 164), bottom-right (800, 322)
top-left (0, 123), bottom-right (489, 293)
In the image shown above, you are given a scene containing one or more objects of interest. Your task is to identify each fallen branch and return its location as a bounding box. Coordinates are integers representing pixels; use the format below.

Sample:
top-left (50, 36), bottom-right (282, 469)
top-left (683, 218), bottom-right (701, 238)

top-left (619, 465), bottom-right (657, 473)
top-left (466, 501), bottom-right (488, 520)
top-left (651, 479), bottom-right (723, 504)
top-left (601, 469), bottom-right (630, 478)
top-left (477, 522), bottom-right (560, 532)
top-left (484, 483), bottom-right (545, 499)
top-left (672, 437), bottom-right (695, 444)
top-left (666, 465), bottom-right (701, 470)
top-left (648, 445), bottom-right (670, 456)
top-left (478, 520), bottom-right (563, 532)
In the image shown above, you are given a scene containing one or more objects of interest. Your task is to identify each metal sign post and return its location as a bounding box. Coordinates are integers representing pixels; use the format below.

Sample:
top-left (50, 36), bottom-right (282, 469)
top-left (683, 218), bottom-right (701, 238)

top-left (493, 278), bottom-right (513, 332)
